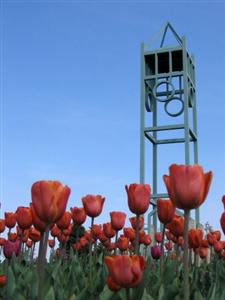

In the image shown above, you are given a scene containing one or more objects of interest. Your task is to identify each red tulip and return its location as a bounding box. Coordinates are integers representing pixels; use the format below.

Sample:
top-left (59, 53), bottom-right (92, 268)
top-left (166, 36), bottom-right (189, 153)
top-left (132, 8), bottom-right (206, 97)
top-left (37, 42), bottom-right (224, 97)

top-left (0, 219), bottom-right (5, 233)
top-left (221, 212), bottom-right (225, 235)
top-left (212, 230), bottom-right (221, 241)
top-left (70, 207), bottom-right (86, 225)
top-left (103, 223), bottom-right (116, 238)
top-left (31, 180), bottom-right (70, 225)
top-left (82, 195), bottom-right (105, 218)
top-left (8, 233), bottom-right (17, 242)
top-left (48, 239), bottom-right (55, 248)
top-left (165, 241), bottom-right (173, 250)
top-left (139, 231), bottom-right (146, 244)
top-left (29, 227), bottom-right (41, 242)
top-left (0, 275), bottom-right (7, 286)
top-left (207, 232), bottom-right (217, 246)
top-left (214, 241), bottom-right (223, 253)
top-left (129, 216), bottom-right (144, 230)
top-left (51, 224), bottom-right (61, 238)
top-left (143, 234), bottom-right (151, 246)
top-left (16, 207), bottom-right (33, 230)
top-left (201, 239), bottom-right (208, 247)
top-left (157, 199), bottom-right (176, 224)
top-left (117, 236), bottom-right (129, 251)
top-left (110, 211), bottom-right (126, 231)
top-left (123, 227), bottom-right (135, 241)
top-left (125, 184), bottom-right (150, 215)
top-left (5, 212), bottom-right (16, 229)
top-left (163, 164), bottom-right (212, 210)
top-left (3, 240), bottom-right (20, 258)
top-left (104, 255), bottom-right (145, 288)
top-left (166, 215), bottom-right (184, 237)
top-left (198, 247), bottom-right (208, 259)
top-left (154, 232), bottom-right (162, 243)
top-left (188, 229), bottom-right (203, 249)
top-left (0, 238), bottom-right (5, 246)
top-left (106, 276), bottom-right (121, 291)
top-left (107, 242), bottom-right (116, 252)
top-left (92, 224), bottom-right (102, 238)
top-left (56, 212), bottom-right (71, 230)
top-left (98, 232), bottom-right (109, 243)
top-left (26, 240), bottom-right (33, 248)
top-left (151, 245), bottom-right (161, 260)
top-left (222, 195), bottom-right (225, 209)
top-left (30, 203), bottom-right (46, 232)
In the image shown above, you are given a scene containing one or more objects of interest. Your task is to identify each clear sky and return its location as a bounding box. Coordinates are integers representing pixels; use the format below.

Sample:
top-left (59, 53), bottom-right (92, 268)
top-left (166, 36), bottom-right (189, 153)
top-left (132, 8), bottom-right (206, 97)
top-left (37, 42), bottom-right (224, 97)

top-left (1, 1), bottom-right (225, 233)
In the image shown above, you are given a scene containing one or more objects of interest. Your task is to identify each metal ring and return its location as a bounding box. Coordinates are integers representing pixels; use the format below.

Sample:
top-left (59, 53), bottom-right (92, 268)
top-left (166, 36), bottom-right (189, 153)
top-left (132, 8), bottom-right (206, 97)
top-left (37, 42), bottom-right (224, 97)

top-left (188, 87), bottom-right (194, 108)
top-left (145, 92), bottom-right (153, 112)
top-left (153, 80), bottom-right (175, 102)
top-left (164, 97), bottom-right (184, 117)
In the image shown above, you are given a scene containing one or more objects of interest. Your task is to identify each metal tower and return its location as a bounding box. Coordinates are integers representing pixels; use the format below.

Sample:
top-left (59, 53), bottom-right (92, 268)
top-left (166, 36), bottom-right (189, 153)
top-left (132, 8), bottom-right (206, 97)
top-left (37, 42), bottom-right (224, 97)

top-left (140, 23), bottom-right (198, 232)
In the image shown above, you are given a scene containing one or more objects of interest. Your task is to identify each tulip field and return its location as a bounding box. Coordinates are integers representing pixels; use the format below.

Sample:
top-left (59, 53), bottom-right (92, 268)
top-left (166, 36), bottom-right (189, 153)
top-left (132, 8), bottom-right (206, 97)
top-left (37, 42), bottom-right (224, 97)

top-left (0, 164), bottom-right (225, 299)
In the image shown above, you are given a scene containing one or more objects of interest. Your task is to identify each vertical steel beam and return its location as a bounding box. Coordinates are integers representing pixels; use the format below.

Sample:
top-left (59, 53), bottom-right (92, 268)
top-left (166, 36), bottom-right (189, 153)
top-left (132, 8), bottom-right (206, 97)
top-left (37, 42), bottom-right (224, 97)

top-left (182, 36), bottom-right (190, 165)
top-left (140, 43), bottom-right (145, 184)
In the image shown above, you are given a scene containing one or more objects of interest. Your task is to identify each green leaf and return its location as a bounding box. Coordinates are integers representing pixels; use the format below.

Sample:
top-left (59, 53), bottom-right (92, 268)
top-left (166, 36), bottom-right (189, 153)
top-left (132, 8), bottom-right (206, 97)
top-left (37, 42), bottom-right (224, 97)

top-left (99, 286), bottom-right (115, 300)
top-left (142, 289), bottom-right (154, 300)
top-left (6, 265), bottom-right (16, 299)
top-left (44, 286), bottom-right (55, 300)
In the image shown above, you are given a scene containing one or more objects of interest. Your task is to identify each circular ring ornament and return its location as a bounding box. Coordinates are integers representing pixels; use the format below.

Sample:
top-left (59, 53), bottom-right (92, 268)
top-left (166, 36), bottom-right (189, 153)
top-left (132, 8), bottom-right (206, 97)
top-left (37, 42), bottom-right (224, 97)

top-left (153, 80), bottom-right (175, 102)
top-left (145, 92), bottom-right (153, 112)
top-left (188, 86), bottom-right (195, 108)
top-left (164, 97), bottom-right (184, 117)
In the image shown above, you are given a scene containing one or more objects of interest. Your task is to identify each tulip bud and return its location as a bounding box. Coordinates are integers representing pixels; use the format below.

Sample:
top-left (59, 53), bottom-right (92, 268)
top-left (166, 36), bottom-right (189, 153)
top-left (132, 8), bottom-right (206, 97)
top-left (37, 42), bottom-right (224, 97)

top-left (151, 245), bottom-right (161, 260)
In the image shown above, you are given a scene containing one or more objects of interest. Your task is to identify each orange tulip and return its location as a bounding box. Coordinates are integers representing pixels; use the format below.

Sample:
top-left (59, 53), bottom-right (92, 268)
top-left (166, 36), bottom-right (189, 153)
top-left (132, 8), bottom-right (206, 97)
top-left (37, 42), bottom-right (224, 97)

top-left (70, 207), bottom-right (86, 225)
top-left (125, 184), bottom-right (150, 215)
top-left (103, 223), bottom-right (116, 238)
top-left (157, 199), bottom-right (176, 224)
top-left (163, 164), bottom-right (212, 209)
top-left (188, 229), bottom-right (203, 249)
top-left (166, 215), bottom-right (184, 237)
top-left (16, 207), bottom-right (33, 230)
top-left (5, 212), bottom-right (16, 229)
top-left (0, 219), bottom-right (5, 233)
top-left (0, 275), bottom-right (7, 286)
top-left (56, 211), bottom-right (71, 230)
top-left (110, 211), bottom-right (126, 231)
top-left (31, 180), bottom-right (70, 224)
top-left (104, 255), bottom-right (145, 288)
top-left (129, 216), bottom-right (144, 230)
top-left (82, 195), bottom-right (105, 218)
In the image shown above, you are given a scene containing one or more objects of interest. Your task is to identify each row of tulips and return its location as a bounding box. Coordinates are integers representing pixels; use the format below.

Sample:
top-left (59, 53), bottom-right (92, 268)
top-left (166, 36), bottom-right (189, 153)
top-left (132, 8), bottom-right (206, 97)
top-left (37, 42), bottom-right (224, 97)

top-left (0, 164), bottom-right (224, 299)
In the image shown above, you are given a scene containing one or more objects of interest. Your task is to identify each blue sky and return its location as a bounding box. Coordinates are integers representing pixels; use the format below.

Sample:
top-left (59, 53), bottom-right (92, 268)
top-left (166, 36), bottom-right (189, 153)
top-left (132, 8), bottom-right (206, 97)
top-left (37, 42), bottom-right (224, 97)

top-left (1, 1), bottom-right (225, 233)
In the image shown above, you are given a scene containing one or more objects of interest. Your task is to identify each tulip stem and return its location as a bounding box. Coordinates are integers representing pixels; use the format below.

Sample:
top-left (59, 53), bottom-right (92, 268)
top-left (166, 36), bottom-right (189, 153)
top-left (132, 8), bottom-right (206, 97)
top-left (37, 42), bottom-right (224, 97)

top-left (134, 215), bottom-right (140, 255)
top-left (89, 217), bottom-right (94, 298)
top-left (37, 226), bottom-right (50, 300)
top-left (183, 209), bottom-right (190, 300)
top-left (125, 288), bottom-right (130, 300)
top-left (160, 225), bottom-right (165, 275)
top-left (114, 231), bottom-right (118, 255)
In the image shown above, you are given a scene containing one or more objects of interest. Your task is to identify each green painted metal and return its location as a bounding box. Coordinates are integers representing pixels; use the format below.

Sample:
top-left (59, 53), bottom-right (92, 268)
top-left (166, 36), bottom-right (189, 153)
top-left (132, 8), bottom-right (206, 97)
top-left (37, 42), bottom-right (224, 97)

top-left (140, 22), bottom-right (199, 233)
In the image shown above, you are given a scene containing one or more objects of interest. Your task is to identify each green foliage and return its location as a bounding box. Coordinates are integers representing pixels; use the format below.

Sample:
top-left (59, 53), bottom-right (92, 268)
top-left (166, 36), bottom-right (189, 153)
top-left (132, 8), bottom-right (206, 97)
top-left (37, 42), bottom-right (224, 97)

top-left (0, 253), bottom-right (225, 300)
